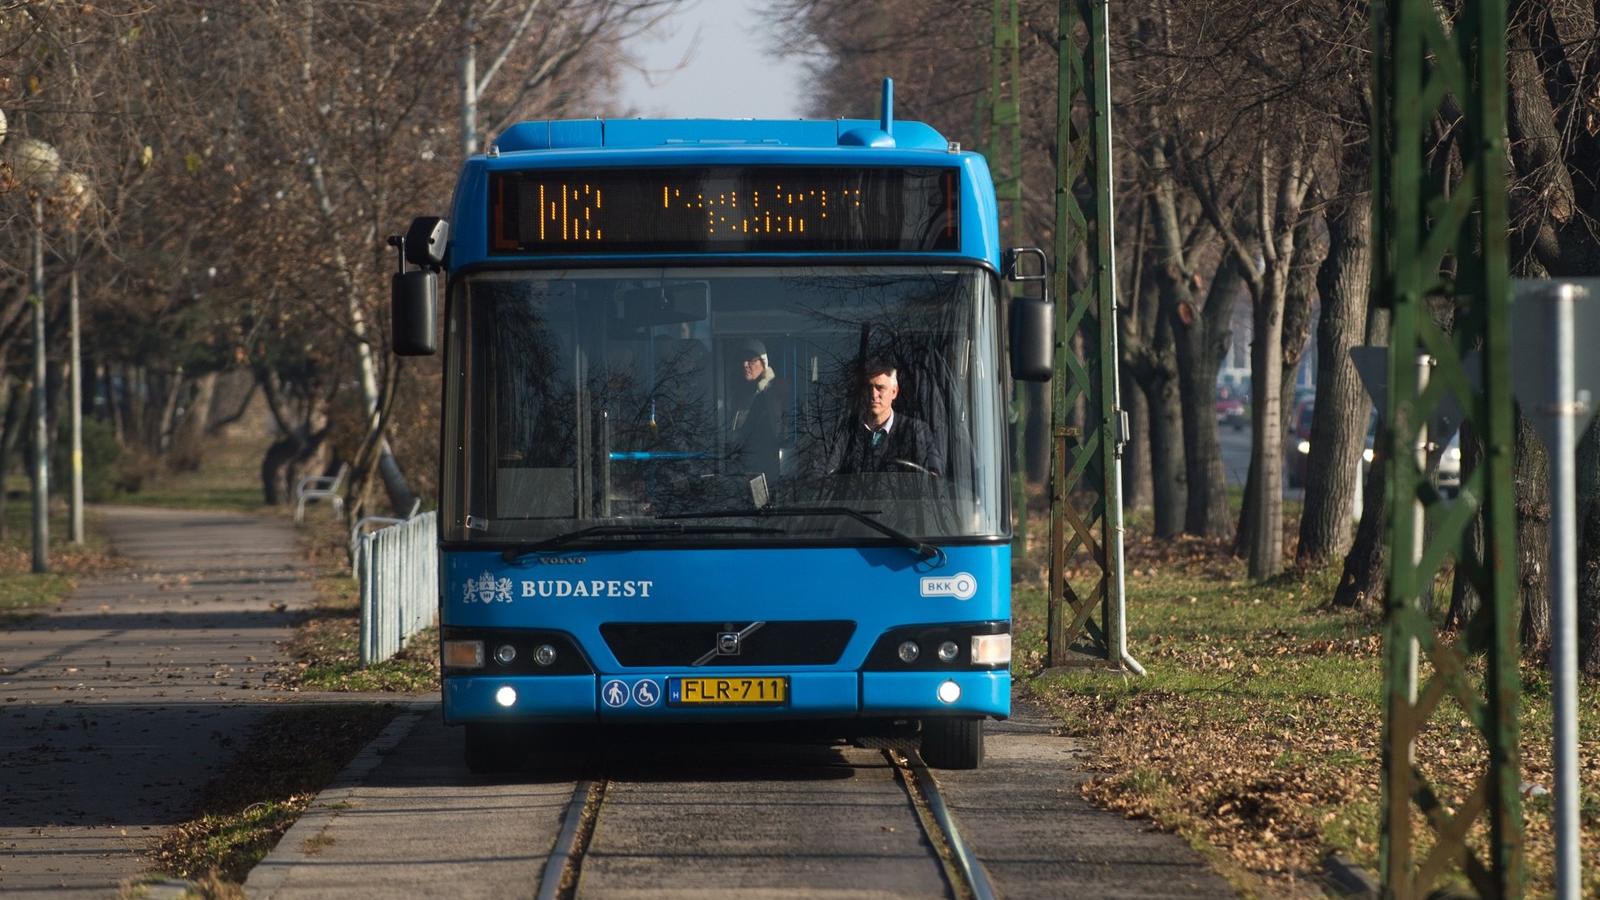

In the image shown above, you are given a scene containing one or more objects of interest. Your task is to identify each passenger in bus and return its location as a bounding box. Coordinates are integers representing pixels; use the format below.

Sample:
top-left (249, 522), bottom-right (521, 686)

top-left (728, 338), bottom-right (783, 483)
top-left (824, 359), bottom-right (944, 476)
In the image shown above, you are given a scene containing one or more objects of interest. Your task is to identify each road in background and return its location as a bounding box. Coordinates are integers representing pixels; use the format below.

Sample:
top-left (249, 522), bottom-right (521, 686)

top-left (1218, 419), bottom-right (1305, 501)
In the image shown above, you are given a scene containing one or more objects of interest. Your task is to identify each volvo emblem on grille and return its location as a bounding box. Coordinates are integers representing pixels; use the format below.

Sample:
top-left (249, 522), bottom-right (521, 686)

top-left (693, 622), bottom-right (766, 666)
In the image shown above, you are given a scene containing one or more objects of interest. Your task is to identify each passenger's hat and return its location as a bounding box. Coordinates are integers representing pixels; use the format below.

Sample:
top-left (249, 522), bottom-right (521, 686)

top-left (738, 338), bottom-right (767, 360)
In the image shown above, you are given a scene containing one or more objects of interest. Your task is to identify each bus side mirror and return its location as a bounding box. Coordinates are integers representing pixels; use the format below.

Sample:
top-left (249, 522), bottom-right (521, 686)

top-left (404, 216), bottom-right (449, 268)
top-left (1010, 298), bottom-right (1053, 381)
top-left (392, 270), bottom-right (438, 356)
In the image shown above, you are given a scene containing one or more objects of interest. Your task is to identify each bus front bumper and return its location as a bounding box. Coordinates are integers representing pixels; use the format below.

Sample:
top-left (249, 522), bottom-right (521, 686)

top-left (442, 670), bottom-right (1009, 723)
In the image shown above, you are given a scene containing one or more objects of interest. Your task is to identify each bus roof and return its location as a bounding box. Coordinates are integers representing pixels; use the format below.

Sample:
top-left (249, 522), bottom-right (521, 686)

top-left (493, 118), bottom-right (953, 153)
top-left (444, 118), bottom-right (1002, 269)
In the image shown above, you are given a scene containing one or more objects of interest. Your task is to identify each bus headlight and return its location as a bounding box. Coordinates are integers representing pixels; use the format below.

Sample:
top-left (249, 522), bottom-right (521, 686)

top-left (443, 640), bottom-right (485, 668)
top-left (533, 644), bottom-right (558, 667)
top-left (937, 681), bottom-right (961, 704)
top-left (493, 644), bottom-right (517, 665)
top-left (971, 633), bottom-right (1011, 665)
top-left (936, 641), bottom-right (960, 663)
top-left (495, 685), bottom-right (517, 707)
top-left (1297, 440), bottom-right (1311, 454)
top-left (897, 641), bottom-right (921, 663)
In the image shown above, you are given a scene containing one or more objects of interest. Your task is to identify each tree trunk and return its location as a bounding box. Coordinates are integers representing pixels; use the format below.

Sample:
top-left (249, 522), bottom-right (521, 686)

top-left (1515, 405), bottom-right (1552, 652)
top-left (1121, 369), bottom-right (1152, 510)
top-left (0, 378), bottom-right (29, 540)
top-left (1141, 359), bottom-right (1185, 538)
top-left (1576, 417), bottom-right (1600, 675)
top-left (1298, 194), bottom-right (1373, 564)
top-left (1175, 261), bottom-right (1239, 538)
top-left (1248, 272), bottom-right (1287, 578)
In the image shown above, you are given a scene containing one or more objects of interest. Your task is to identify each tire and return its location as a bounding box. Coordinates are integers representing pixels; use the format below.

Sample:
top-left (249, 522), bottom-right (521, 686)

top-left (920, 717), bottom-right (984, 770)
top-left (464, 723), bottom-right (524, 774)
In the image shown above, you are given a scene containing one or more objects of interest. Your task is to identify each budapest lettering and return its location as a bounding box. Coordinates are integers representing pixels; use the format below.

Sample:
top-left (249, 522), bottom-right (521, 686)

top-left (460, 570), bottom-right (652, 604)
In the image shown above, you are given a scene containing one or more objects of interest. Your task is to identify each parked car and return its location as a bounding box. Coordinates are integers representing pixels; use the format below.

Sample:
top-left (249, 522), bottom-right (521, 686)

top-left (1286, 398), bottom-right (1315, 488)
top-left (1215, 390), bottom-right (1247, 430)
top-left (1436, 432), bottom-right (1462, 498)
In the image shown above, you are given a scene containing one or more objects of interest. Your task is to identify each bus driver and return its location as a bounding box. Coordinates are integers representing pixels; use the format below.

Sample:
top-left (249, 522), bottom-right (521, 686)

top-left (825, 359), bottom-right (944, 476)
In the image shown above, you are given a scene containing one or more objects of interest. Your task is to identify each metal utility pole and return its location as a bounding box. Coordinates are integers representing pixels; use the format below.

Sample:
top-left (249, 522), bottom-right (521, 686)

top-left (69, 232), bottom-right (83, 545)
top-left (1510, 279), bottom-right (1599, 900)
top-left (1374, 0), bottom-right (1521, 895)
top-left (31, 196), bottom-right (49, 574)
top-left (1046, 0), bottom-right (1132, 672)
top-left (989, 0), bottom-right (1027, 554)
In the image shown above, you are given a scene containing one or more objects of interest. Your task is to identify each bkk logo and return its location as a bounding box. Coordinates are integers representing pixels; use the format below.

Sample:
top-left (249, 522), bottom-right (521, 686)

top-left (919, 571), bottom-right (978, 601)
top-left (461, 571), bottom-right (653, 603)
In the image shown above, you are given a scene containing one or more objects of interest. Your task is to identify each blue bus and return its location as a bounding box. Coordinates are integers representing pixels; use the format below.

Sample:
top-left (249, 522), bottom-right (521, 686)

top-left (389, 84), bottom-right (1052, 771)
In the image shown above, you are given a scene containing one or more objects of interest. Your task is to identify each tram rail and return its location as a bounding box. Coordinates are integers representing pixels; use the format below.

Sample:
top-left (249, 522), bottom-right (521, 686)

top-left (534, 749), bottom-right (995, 900)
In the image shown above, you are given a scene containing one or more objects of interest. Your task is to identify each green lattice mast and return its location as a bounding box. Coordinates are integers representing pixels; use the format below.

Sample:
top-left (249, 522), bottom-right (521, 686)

top-left (1375, 0), bottom-right (1522, 894)
top-left (1047, 0), bottom-right (1126, 668)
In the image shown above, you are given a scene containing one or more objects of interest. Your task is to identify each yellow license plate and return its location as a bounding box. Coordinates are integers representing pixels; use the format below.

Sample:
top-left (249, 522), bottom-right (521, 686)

top-left (668, 676), bottom-right (788, 706)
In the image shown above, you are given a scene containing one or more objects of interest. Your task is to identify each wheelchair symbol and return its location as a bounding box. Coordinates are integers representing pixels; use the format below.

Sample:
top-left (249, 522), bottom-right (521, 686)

top-left (632, 680), bottom-right (660, 708)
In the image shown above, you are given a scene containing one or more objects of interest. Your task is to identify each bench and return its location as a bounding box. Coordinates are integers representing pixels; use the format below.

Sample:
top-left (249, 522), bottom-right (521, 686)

top-left (294, 462), bottom-right (349, 525)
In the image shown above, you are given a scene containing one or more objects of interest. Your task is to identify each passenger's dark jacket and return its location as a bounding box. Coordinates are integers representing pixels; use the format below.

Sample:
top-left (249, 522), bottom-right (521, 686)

top-left (730, 378), bottom-right (784, 482)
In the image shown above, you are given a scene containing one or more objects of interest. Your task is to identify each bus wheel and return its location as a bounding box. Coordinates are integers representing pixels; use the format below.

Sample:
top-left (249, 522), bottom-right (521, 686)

top-left (920, 717), bottom-right (984, 770)
top-left (464, 723), bottom-right (524, 774)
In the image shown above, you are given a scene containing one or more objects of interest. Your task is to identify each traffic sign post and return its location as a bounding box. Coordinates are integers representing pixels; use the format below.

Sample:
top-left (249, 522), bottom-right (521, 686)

top-left (1510, 279), bottom-right (1600, 900)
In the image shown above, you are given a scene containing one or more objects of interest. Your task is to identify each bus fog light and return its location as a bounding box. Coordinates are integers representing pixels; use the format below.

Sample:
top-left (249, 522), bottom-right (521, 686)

top-left (937, 680), bottom-right (961, 704)
top-left (443, 640), bottom-right (485, 668)
top-left (493, 644), bottom-right (517, 665)
top-left (936, 641), bottom-right (960, 663)
top-left (897, 641), bottom-right (920, 663)
top-left (495, 685), bottom-right (517, 707)
top-left (533, 644), bottom-right (558, 667)
top-left (971, 633), bottom-right (1011, 665)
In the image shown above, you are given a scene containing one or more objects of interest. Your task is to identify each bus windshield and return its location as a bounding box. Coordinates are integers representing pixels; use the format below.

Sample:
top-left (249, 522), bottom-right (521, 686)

top-left (442, 265), bottom-right (1006, 545)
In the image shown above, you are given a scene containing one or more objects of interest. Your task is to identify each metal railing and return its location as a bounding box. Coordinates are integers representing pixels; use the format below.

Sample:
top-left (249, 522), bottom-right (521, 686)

top-left (356, 510), bottom-right (438, 665)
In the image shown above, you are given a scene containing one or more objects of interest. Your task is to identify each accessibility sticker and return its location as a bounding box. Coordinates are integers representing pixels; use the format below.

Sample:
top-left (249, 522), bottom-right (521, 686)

top-left (632, 679), bottom-right (661, 708)
top-left (601, 679), bottom-right (630, 708)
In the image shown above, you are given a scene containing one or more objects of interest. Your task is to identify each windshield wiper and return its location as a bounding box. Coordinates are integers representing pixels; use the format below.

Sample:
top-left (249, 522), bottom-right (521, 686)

top-left (502, 523), bottom-right (783, 561)
top-left (663, 506), bottom-right (944, 563)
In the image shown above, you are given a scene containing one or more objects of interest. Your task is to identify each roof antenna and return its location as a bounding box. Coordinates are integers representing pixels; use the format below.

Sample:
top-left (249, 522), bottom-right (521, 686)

top-left (879, 77), bottom-right (894, 137)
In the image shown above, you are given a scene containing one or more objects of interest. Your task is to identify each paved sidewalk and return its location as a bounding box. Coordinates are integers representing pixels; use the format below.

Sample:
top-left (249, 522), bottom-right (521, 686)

top-left (0, 506), bottom-right (335, 897)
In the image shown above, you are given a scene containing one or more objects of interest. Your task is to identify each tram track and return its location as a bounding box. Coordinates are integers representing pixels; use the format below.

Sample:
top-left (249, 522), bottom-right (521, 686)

top-left (538, 779), bottom-right (608, 900)
top-left (535, 747), bottom-right (995, 900)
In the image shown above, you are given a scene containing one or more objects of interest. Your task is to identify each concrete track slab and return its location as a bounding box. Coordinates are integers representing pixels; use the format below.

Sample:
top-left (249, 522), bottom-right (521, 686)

top-left (248, 709), bottom-right (1240, 898)
top-left (579, 743), bottom-right (949, 898)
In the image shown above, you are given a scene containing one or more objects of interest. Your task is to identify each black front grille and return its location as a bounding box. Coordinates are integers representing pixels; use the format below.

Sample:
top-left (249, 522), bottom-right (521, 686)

top-left (601, 621), bottom-right (856, 667)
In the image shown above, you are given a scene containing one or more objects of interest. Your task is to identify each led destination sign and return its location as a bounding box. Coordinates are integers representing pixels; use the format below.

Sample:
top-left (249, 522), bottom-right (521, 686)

top-left (489, 166), bottom-right (958, 254)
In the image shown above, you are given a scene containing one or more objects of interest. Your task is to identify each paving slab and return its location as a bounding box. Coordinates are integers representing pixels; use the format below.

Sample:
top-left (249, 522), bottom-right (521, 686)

top-left (0, 506), bottom-right (361, 898)
top-left (934, 702), bottom-right (1235, 899)
top-left (245, 708), bottom-right (576, 899)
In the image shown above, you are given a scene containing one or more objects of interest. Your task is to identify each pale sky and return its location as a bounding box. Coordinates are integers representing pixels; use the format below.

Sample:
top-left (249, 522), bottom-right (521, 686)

top-left (615, 0), bottom-right (809, 119)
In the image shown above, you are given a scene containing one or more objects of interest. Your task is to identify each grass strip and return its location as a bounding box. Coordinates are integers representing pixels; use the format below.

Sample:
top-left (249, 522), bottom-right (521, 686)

top-left (147, 704), bottom-right (400, 885)
top-left (280, 573), bottom-right (440, 693)
top-left (0, 504), bottom-right (117, 625)
top-left (1016, 529), bottom-right (1600, 897)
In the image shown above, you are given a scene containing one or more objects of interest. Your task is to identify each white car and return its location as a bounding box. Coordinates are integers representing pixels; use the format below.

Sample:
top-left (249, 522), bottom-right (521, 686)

top-left (1436, 433), bottom-right (1462, 498)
